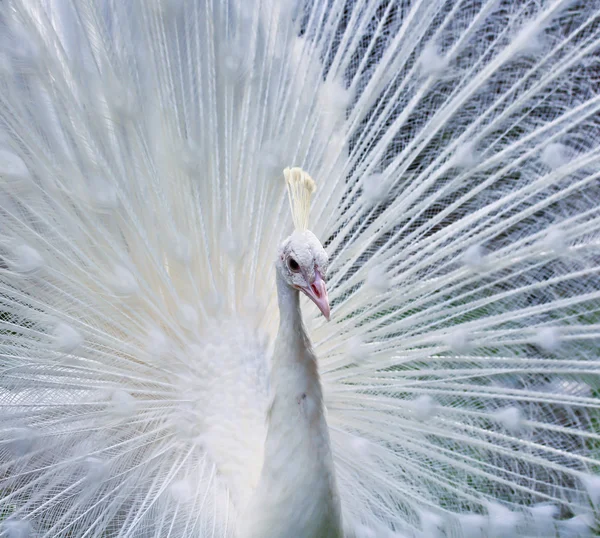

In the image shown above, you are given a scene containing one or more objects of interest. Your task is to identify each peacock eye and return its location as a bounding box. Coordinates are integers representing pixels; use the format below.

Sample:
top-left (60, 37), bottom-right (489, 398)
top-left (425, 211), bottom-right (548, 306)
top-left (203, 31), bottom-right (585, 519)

top-left (288, 258), bottom-right (300, 272)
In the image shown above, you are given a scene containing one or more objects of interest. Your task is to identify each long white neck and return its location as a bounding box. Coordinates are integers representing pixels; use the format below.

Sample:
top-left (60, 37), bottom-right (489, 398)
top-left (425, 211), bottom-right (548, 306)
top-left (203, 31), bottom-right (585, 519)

top-left (239, 271), bottom-right (343, 538)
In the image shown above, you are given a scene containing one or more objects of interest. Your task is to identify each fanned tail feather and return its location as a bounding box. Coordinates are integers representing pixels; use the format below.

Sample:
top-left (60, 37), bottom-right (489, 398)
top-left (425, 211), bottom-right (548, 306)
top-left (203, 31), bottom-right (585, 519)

top-left (0, 0), bottom-right (599, 537)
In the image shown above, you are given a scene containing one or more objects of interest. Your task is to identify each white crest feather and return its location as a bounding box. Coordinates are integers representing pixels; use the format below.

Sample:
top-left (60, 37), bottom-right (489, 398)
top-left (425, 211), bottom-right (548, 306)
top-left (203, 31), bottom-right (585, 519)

top-left (284, 167), bottom-right (316, 231)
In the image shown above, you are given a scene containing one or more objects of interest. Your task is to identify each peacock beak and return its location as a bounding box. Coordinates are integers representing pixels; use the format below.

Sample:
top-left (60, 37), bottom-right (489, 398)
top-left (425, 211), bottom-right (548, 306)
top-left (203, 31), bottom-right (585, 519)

top-left (302, 269), bottom-right (330, 321)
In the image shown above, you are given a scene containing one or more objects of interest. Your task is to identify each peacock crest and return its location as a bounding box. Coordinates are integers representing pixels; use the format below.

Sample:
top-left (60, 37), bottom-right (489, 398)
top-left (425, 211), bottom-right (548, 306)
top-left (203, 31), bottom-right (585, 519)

top-left (284, 167), bottom-right (316, 231)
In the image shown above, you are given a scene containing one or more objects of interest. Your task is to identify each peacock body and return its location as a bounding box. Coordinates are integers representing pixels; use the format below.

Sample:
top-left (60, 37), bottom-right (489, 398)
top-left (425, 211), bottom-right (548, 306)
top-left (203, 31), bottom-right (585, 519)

top-left (0, 0), bottom-right (599, 537)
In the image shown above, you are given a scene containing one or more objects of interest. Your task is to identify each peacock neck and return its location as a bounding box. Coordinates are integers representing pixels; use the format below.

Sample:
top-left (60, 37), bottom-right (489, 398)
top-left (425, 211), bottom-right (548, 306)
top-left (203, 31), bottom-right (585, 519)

top-left (274, 269), bottom-right (311, 362)
top-left (267, 270), bottom-right (333, 464)
top-left (239, 271), bottom-right (343, 538)
top-left (270, 273), bottom-right (332, 441)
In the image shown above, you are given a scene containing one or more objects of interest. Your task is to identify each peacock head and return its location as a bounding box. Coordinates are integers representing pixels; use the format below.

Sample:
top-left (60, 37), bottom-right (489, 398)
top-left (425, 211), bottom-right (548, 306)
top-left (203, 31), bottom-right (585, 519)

top-left (278, 168), bottom-right (330, 320)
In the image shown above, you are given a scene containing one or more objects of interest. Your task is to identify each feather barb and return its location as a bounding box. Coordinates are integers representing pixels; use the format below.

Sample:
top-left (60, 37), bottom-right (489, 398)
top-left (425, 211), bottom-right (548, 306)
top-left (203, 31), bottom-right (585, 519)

top-left (284, 167), bottom-right (316, 231)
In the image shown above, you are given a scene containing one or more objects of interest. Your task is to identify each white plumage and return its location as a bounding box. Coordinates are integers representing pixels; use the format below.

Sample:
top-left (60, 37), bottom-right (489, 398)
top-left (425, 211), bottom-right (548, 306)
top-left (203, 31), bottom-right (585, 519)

top-left (0, 0), bottom-right (599, 537)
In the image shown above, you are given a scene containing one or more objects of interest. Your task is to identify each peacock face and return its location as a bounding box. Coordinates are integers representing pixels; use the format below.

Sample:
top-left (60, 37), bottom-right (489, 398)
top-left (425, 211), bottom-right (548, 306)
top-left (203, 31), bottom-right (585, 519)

top-left (278, 230), bottom-right (330, 319)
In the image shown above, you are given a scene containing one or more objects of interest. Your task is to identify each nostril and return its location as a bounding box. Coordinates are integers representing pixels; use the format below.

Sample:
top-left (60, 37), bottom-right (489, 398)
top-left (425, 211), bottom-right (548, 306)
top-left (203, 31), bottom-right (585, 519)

top-left (311, 283), bottom-right (321, 297)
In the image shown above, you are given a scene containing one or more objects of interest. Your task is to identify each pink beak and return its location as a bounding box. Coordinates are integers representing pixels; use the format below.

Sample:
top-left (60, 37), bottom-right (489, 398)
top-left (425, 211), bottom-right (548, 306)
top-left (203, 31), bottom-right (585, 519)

top-left (301, 269), bottom-right (330, 321)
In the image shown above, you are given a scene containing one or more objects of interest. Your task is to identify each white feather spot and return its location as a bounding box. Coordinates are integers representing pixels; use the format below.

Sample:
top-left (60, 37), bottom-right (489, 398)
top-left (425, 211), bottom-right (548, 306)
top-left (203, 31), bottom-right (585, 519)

top-left (224, 53), bottom-right (241, 74)
top-left (326, 132), bottom-right (349, 161)
top-left (191, 434), bottom-right (206, 450)
top-left (362, 173), bottom-right (387, 205)
top-left (110, 390), bottom-right (136, 418)
top-left (580, 473), bottom-right (600, 508)
top-left (172, 401), bottom-right (200, 440)
top-left (151, 0), bottom-right (185, 16)
top-left (222, 49), bottom-right (248, 81)
top-left (529, 504), bottom-right (557, 535)
top-left (535, 327), bottom-right (560, 353)
top-left (541, 227), bottom-right (567, 255)
top-left (260, 140), bottom-right (284, 176)
top-left (493, 406), bottom-right (523, 432)
top-left (108, 85), bottom-right (137, 118)
top-left (177, 142), bottom-right (201, 174)
top-left (346, 336), bottom-right (366, 362)
top-left (319, 78), bottom-right (351, 125)
top-left (178, 303), bottom-right (199, 329)
top-left (170, 478), bottom-right (193, 504)
top-left (111, 265), bottom-right (138, 295)
top-left (186, 343), bottom-right (203, 361)
top-left (84, 456), bottom-right (108, 483)
top-left (9, 244), bottom-right (43, 274)
top-left (242, 295), bottom-right (265, 319)
top-left (0, 149), bottom-right (30, 182)
top-left (419, 44), bottom-right (448, 76)
top-left (487, 502), bottom-right (522, 537)
top-left (6, 427), bottom-right (36, 456)
top-left (420, 510), bottom-right (444, 537)
top-left (559, 513), bottom-right (594, 538)
top-left (451, 141), bottom-right (478, 169)
top-left (222, 231), bottom-right (244, 262)
top-left (172, 235), bottom-right (192, 264)
top-left (354, 525), bottom-right (376, 538)
top-left (10, 244), bottom-right (40, 275)
top-left (3, 519), bottom-right (32, 538)
top-left (206, 291), bottom-right (224, 313)
top-left (9, 27), bottom-right (42, 71)
top-left (351, 436), bottom-right (372, 459)
top-left (410, 395), bottom-right (437, 422)
top-left (89, 178), bottom-right (118, 210)
top-left (52, 323), bottom-right (83, 353)
top-left (0, 53), bottom-right (13, 76)
top-left (445, 328), bottom-right (471, 354)
top-left (463, 244), bottom-right (486, 269)
top-left (511, 19), bottom-right (548, 57)
top-left (364, 265), bottom-right (390, 294)
top-left (540, 143), bottom-right (570, 169)
top-left (457, 513), bottom-right (486, 538)
top-left (147, 328), bottom-right (170, 358)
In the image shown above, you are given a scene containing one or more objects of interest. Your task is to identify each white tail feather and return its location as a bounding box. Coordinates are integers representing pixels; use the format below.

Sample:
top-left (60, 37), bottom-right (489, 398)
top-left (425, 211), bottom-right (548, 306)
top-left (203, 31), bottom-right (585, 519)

top-left (0, 0), bottom-right (599, 537)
